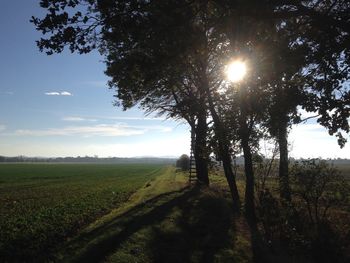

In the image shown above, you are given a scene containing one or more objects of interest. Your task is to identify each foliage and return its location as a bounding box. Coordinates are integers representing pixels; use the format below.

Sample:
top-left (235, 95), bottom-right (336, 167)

top-left (32, 0), bottom-right (350, 219)
top-left (176, 154), bottom-right (190, 171)
top-left (255, 159), bottom-right (350, 262)
top-left (290, 159), bottom-right (350, 225)
top-left (0, 163), bottom-right (163, 262)
top-left (280, 1), bottom-right (350, 147)
top-left (31, 2), bottom-right (350, 259)
top-left (253, 144), bottom-right (279, 194)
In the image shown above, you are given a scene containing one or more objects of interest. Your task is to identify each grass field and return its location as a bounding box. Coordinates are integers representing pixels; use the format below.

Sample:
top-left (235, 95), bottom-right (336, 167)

top-left (1, 162), bottom-right (349, 262)
top-left (0, 163), bottom-right (165, 262)
top-left (56, 167), bottom-right (251, 263)
top-left (0, 163), bottom-right (252, 263)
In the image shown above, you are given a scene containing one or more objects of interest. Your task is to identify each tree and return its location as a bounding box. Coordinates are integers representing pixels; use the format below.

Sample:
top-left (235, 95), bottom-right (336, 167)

top-left (212, 4), bottom-right (293, 221)
top-left (291, 159), bottom-right (349, 226)
top-left (32, 0), bottom-right (350, 220)
top-left (32, 0), bottom-right (244, 207)
top-left (210, 0), bottom-right (349, 216)
top-left (263, 32), bottom-right (307, 202)
top-left (32, 0), bottom-right (212, 185)
top-left (266, 0), bottom-right (350, 201)
top-left (213, 0), bottom-right (350, 203)
top-left (176, 154), bottom-right (190, 171)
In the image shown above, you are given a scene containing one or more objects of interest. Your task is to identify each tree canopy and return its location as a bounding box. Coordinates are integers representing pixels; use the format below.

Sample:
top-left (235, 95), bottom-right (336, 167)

top-left (32, 0), bottom-right (350, 222)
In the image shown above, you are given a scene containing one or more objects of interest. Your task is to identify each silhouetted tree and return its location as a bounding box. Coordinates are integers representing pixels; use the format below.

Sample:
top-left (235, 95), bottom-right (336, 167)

top-left (265, 0), bottom-right (350, 201)
top-left (176, 154), bottom-right (190, 171)
top-left (32, 0), bottom-right (350, 220)
top-left (32, 0), bottom-right (212, 185)
top-left (214, 0), bottom-right (350, 204)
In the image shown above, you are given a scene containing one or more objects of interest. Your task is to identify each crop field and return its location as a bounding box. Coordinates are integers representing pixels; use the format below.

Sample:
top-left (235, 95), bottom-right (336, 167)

top-left (1, 162), bottom-right (349, 262)
top-left (0, 163), bottom-right (165, 262)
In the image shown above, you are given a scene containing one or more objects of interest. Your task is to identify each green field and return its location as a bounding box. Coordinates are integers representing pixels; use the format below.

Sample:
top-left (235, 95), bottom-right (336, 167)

top-left (0, 163), bottom-right (165, 262)
top-left (1, 162), bottom-right (349, 262)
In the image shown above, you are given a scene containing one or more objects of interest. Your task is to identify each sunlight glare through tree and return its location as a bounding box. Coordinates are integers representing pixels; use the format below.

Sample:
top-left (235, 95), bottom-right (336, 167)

top-left (225, 60), bottom-right (247, 82)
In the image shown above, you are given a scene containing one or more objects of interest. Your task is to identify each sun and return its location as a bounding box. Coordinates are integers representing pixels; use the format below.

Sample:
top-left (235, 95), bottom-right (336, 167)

top-left (225, 60), bottom-right (247, 82)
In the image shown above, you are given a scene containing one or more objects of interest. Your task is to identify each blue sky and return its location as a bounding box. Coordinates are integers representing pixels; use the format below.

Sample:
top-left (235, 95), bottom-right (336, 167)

top-left (0, 1), bottom-right (349, 158)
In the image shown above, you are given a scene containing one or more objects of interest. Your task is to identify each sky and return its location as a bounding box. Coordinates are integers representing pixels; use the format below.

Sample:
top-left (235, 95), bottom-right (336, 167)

top-left (0, 1), bottom-right (349, 159)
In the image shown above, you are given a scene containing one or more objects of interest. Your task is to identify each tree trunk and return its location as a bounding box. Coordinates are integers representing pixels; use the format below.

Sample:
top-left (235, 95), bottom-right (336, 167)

top-left (202, 82), bottom-right (241, 211)
top-left (220, 141), bottom-right (241, 211)
top-left (241, 132), bottom-right (257, 225)
top-left (278, 116), bottom-right (291, 202)
top-left (194, 110), bottom-right (209, 185)
top-left (211, 115), bottom-right (241, 211)
top-left (237, 84), bottom-right (256, 224)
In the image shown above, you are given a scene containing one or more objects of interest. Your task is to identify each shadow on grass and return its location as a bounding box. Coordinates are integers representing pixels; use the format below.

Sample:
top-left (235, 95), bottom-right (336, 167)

top-left (71, 186), bottom-right (191, 243)
top-left (150, 189), bottom-right (235, 263)
top-left (246, 219), bottom-right (270, 263)
top-left (68, 186), bottom-right (197, 262)
top-left (64, 185), bottom-right (237, 263)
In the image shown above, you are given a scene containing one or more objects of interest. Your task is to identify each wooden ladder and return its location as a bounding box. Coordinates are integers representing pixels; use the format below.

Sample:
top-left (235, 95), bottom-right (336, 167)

top-left (189, 128), bottom-right (197, 184)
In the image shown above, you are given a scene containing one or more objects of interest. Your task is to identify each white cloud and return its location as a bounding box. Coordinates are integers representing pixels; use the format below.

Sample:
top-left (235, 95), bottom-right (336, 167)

top-left (62, 115), bottom-right (167, 122)
top-left (99, 116), bottom-right (166, 121)
top-left (62, 116), bottom-right (97, 122)
top-left (12, 123), bottom-right (172, 137)
top-left (45, 91), bottom-right (73, 96)
top-left (14, 124), bottom-right (143, 137)
top-left (146, 125), bottom-right (172, 132)
top-left (0, 125), bottom-right (5, 132)
top-left (45, 92), bottom-right (60, 96)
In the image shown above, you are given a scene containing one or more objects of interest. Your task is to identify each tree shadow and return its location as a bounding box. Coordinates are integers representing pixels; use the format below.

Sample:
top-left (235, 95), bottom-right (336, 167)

top-left (66, 186), bottom-right (197, 262)
top-left (246, 219), bottom-right (269, 263)
top-left (245, 209), bottom-right (297, 263)
top-left (149, 188), bottom-right (236, 263)
top-left (70, 186), bottom-right (191, 243)
top-left (62, 185), bottom-right (238, 263)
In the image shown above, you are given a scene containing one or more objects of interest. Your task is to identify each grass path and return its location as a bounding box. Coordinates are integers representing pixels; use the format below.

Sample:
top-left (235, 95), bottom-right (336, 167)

top-left (57, 167), bottom-right (252, 263)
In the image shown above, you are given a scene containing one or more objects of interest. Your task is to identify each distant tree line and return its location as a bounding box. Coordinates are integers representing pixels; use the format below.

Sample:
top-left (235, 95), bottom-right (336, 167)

top-left (0, 155), bottom-right (176, 164)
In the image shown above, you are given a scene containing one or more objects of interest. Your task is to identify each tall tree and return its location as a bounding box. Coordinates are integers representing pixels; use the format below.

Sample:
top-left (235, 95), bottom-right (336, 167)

top-left (32, 0), bottom-right (244, 206)
top-left (215, 0), bottom-right (350, 203)
top-left (32, 0), bottom-right (350, 218)
top-left (268, 1), bottom-right (350, 202)
top-left (32, 0), bottom-right (213, 185)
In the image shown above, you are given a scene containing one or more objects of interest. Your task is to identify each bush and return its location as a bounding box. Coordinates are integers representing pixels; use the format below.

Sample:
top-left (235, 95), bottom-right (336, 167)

top-left (176, 154), bottom-right (190, 171)
top-left (290, 159), bottom-right (349, 226)
top-left (256, 159), bottom-right (350, 262)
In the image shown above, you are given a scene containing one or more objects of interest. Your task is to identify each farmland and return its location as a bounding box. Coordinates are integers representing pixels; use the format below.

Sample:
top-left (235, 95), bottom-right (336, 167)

top-left (0, 163), bottom-right (165, 262)
top-left (1, 162), bottom-right (349, 262)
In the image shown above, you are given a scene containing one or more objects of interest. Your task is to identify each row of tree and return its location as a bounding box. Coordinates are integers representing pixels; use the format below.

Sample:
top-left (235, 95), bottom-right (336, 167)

top-left (32, 0), bottom-right (350, 224)
top-left (0, 155), bottom-right (175, 164)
